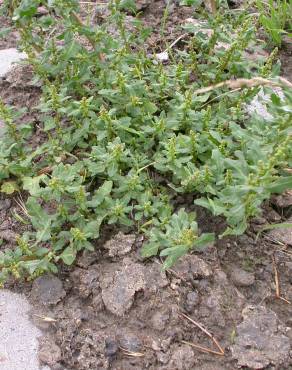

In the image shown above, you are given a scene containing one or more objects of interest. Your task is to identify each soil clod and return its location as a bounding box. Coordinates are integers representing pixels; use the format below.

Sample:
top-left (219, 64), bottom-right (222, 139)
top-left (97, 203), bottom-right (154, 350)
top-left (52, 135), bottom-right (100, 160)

top-left (31, 275), bottom-right (66, 306)
top-left (231, 305), bottom-right (291, 369)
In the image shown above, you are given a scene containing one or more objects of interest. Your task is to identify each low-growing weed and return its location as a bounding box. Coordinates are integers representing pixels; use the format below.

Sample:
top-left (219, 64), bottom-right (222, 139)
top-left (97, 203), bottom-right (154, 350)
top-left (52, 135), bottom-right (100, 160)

top-left (0, 0), bottom-right (291, 283)
top-left (256, 0), bottom-right (292, 46)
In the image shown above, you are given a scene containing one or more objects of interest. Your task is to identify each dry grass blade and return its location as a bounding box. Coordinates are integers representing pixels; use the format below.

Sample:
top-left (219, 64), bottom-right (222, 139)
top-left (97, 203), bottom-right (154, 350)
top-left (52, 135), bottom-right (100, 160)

top-left (33, 314), bottom-right (57, 322)
top-left (180, 340), bottom-right (224, 356)
top-left (180, 312), bottom-right (225, 355)
top-left (119, 347), bottom-right (144, 357)
top-left (14, 195), bottom-right (29, 217)
top-left (272, 254), bottom-right (291, 304)
top-left (193, 77), bottom-right (292, 95)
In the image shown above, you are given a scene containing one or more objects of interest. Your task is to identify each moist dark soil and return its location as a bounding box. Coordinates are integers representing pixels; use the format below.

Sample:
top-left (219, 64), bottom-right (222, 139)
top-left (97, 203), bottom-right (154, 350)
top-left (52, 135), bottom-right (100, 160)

top-left (0, 1), bottom-right (292, 370)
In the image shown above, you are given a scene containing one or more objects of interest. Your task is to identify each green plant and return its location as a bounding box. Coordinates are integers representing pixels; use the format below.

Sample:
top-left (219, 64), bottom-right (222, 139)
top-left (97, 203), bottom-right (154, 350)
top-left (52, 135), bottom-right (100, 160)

top-left (0, 0), bottom-right (291, 283)
top-left (256, 0), bottom-right (292, 46)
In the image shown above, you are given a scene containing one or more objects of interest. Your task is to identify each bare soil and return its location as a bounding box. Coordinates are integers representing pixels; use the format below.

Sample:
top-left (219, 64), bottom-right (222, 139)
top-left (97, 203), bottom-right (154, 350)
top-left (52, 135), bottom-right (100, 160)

top-left (0, 1), bottom-right (292, 369)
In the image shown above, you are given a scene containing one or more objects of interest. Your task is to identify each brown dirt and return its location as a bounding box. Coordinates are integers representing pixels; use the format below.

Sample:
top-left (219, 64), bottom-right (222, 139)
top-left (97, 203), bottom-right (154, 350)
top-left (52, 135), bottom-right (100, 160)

top-left (280, 36), bottom-right (292, 82)
top-left (1, 2), bottom-right (292, 370)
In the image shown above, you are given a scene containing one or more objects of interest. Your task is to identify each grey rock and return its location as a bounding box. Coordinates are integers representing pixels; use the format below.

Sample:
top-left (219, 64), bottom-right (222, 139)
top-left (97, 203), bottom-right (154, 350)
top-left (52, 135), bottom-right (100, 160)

top-left (185, 291), bottom-right (200, 312)
top-left (104, 232), bottom-right (135, 257)
top-left (231, 305), bottom-right (290, 369)
top-left (0, 48), bottom-right (27, 77)
top-left (231, 267), bottom-right (255, 287)
top-left (31, 275), bottom-right (66, 305)
top-left (101, 259), bottom-right (145, 316)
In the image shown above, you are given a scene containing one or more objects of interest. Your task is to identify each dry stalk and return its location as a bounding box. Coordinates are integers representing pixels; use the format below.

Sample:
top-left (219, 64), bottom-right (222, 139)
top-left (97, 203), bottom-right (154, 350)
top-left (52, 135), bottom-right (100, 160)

top-left (272, 254), bottom-right (291, 304)
top-left (193, 77), bottom-right (292, 95)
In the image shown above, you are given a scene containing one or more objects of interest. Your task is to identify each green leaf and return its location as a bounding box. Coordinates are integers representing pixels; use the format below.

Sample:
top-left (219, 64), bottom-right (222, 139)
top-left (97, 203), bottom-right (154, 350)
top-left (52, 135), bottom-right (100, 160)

top-left (22, 260), bottom-right (43, 274)
top-left (26, 197), bottom-right (52, 241)
top-left (266, 176), bottom-right (292, 193)
top-left (1, 181), bottom-right (19, 194)
top-left (60, 246), bottom-right (76, 265)
top-left (87, 181), bottom-right (113, 207)
top-left (141, 241), bottom-right (159, 258)
top-left (194, 233), bottom-right (215, 249)
top-left (118, 0), bottom-right (137, 11)
top-left (161, 245), bottom-right (188, 269)
top-left (83, 218), bottom-right (104, 238)
top-left (23, 175), bottom-right (46, 196)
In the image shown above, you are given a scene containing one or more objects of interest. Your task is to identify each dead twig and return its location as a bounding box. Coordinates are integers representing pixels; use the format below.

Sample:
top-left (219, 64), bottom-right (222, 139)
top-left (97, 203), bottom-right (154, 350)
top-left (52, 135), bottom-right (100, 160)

top-left (193, 77), bottom-right (292, 95)
top-left (179, 312), bottom-right (225, 356)
top-left (272, 254), bottom-right (291, 304)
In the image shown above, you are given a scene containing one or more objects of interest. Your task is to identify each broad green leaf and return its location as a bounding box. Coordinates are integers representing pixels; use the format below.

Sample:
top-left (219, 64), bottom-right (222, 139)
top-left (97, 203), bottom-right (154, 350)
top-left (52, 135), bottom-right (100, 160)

top-left (88, 181), bottom-right (113, 207)
top-left (60, 246), bottom-right (76, 265)
top-left (23, 175), bottom-right (46, 196)
top-left (266, 176), bottom-right (292, 193)
top-left (194, 233), bottom-right (215, 249)
top-left (141, 241), bottom-right (159, 258)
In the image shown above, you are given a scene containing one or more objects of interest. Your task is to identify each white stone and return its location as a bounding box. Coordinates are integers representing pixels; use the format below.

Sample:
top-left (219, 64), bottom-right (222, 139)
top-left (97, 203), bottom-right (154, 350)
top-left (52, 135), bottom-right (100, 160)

top-left (155, 51), bottom-right (169, 62)
top-left (0, 48), bottom-right (27, 77)
top-left (0, 290), bottom-right (50, 370)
